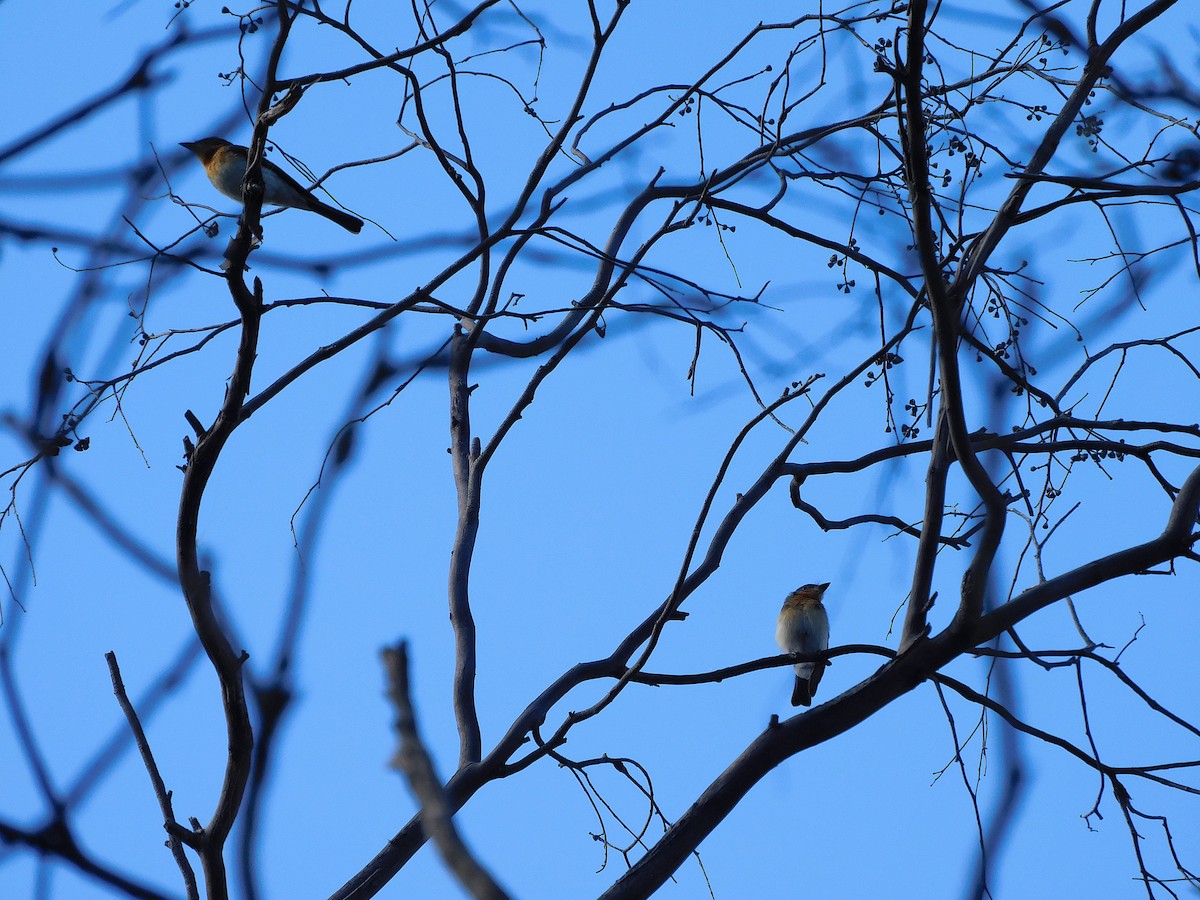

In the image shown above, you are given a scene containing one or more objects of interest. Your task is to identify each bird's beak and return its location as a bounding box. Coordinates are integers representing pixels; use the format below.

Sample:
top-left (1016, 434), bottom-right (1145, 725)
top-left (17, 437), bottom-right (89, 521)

top-left (179, 141), bottom-right (195, 151)
top-left (819, 582), bottom-right (831, 591)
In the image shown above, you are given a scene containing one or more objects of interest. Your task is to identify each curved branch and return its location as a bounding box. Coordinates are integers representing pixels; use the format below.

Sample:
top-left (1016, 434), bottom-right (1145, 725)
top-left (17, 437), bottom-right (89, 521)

top-left (599, 462), bottom-right (1200, 898)
top-left (172, 5), bottom-right (297, 896)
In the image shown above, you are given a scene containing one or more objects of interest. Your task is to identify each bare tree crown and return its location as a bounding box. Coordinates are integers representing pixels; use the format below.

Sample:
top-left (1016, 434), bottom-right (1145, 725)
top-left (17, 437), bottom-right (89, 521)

top-left (2, 1), bottom-right (1199, 898)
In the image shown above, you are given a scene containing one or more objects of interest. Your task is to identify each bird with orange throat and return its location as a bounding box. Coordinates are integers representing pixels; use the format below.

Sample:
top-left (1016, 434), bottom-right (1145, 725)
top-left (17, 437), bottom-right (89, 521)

top-left (776, 582), bottom-right (830, 707)
top-left (180, 137), bottom-right (363, 233)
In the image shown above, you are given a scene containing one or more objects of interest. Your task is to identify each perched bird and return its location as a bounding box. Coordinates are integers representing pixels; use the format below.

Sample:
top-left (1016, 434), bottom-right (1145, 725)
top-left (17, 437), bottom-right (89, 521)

top-left (179, 137), bottom-right (363, 233)
top-left (776, 582), bottom-right (831, 707)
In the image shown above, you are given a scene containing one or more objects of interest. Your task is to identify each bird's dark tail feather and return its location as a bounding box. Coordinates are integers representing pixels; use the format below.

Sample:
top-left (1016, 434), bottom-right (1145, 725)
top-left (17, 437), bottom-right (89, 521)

top-left (310, 199), bottom-right (364, 234)
top-left (791, 677), bottom-right (813, 707)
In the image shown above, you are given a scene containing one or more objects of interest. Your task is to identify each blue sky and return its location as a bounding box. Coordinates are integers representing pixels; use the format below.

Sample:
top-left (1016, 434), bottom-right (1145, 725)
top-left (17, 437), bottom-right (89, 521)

top-left (2, 1), bottom-right (1199, 898)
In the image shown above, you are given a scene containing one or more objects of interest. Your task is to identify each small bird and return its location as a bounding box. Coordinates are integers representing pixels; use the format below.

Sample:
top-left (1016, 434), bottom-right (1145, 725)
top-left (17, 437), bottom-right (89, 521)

top-left (776, 582), bottom-right (830, 707)
top-left (179, 137), bottom-right (363, 233)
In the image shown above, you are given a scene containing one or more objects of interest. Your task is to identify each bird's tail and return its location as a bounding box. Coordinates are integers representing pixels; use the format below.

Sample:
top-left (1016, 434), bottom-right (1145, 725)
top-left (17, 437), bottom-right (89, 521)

top-left (308, 197), bottom-right (364, 233)
top-left (791, 675), bottom-right (813, 707)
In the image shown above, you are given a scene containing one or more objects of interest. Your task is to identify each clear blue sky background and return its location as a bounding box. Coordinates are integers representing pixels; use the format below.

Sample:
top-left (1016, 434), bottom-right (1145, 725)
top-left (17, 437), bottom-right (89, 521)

top-left (2, 1), bottom-right (1199, 898)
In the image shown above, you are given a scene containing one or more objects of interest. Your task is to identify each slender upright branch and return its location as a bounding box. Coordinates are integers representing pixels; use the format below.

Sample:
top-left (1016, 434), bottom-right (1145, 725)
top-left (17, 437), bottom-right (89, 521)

top-left (382, 643), bottom-right (510, 900)
top-left (105, 652), bottom-right (199, 900)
